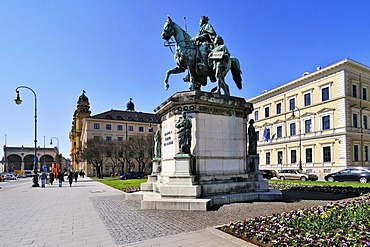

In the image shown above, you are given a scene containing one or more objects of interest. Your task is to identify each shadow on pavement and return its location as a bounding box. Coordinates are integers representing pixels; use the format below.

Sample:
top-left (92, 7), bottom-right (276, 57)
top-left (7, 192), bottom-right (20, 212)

top-left (281, 189), bottom-right (359, 202)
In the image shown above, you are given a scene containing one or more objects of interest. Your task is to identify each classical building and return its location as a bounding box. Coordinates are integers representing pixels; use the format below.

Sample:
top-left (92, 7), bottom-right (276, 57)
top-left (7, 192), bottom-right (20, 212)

top-left (2, 145), bottom-right (63, 172)
top-left (69, 91), bottom-right (91, 171)
top-left (247, 58), bottom-right (370, 179)
top-left (70, 92), bottom-right (160, 176)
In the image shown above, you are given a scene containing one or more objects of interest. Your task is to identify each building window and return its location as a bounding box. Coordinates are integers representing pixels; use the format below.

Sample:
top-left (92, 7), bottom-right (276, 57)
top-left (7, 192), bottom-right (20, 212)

top-left (289, 98), bottom-right (295, 111)
top-left (276, 103), bottom-right (282, 114)
top-left (364, 115), bottom-right (368, 129)
top-left (363, 87), bottom-right (368, 100)
top-left (117, 125), bottom-right (123, 131)
top-left (264, 106), bottom-right (270, 118)
top-left (354, 145), bottom-right (359, 162)
top-left (322, 87), bottom-right (329, 101)
top-left (277, 151), bottom-right (283, 165)
top-left (128, 126), bottom-right (134, 131)
top-left (266, 152), bottom-right (271, 165)
top-left (149, 128), bottom-right (154, 133)
top-left (254, 111), bottom-right (259, 121)
top-left (306, 148), bottom-right (313, 163)
top-left (304, 119), bottom-right (312, 133)
top-left (323, 146), bottom-right (331, 162)
top-left (365, 146), bottom-right (369, 162)
top-left (117, 137), bottom-right (123, 141)
top-left (291, 150), bottom-right (297, 163)
top-left (139, 126), bottom-right (144, 132)
top-left (352, 84), bottom-right (358, 98)
top-left (94, 123), bottom-right (100, 129)
top-left (106, 136), bottom-right (112, 142)
top-left (93, 136), bottom-right (100, 140)
top-left (256, 131), bottom-right (259, 141)
top-left (304, 93), bottom-right (311, 106)
top-left (353, 113), bottom-right (358, 128)
top-left (322, 115), bottom-right (330, 130)
top-left (290, 123), bottom-right (296, 136)
top-left (277, 126), bottom-right (283, 138)
top-left (106, 124), bottom-right (112, 130)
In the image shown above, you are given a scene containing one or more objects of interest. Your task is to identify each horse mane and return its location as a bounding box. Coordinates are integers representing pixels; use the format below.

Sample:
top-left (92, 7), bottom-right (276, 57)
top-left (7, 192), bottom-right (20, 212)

top-left (172, 21), bottom-right (192, 42)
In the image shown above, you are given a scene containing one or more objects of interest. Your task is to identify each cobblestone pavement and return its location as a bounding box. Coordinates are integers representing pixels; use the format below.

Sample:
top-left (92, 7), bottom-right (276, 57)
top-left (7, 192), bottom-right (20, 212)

top-left (91, 191), bottom-right (354, 246)
top-left (1, 177), bottom-right (356, 247)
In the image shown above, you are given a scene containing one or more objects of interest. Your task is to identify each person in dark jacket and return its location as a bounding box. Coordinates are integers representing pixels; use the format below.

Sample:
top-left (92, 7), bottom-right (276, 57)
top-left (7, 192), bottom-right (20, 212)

top-left (49, 172), bottom-right (55, 185)
top-left (68, 172), bottom-right (74, 187)
top-left (74, 171), bottom-right (78, 183)
top-left (57, 171), bottom-right (64, 187)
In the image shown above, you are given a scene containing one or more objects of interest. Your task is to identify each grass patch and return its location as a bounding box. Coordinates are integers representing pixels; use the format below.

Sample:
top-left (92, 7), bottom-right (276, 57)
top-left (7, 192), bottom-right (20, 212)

top-left (91, 177), bottom-right (146, 190)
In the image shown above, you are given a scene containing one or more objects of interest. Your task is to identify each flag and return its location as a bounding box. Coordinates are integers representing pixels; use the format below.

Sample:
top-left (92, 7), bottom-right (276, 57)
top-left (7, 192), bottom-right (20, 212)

top-left (270, 133), bottom-right (276, 142)
top-left (263, 127), bottom-right (270, 142)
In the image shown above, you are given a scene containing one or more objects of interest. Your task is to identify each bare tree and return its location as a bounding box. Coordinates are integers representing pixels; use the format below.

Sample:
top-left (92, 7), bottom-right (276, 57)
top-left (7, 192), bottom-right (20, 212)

top-left (81, 138), bottom-right (105, 178)
top-left (130, 133), bottom-right (154, 173)
top-left (116, 139), bottom-right (133, 174)
top-left (106, 139), bottom-right (133, 176)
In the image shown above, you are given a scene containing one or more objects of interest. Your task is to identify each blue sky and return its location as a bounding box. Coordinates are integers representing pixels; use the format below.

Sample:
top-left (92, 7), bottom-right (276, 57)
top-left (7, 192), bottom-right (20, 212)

top-left (1, 0), bottom-right (370, 160)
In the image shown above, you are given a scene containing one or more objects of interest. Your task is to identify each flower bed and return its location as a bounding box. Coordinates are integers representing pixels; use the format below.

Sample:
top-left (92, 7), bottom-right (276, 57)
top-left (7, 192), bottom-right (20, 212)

top-left (269, 182), bottom-right (370, 195)
top-left (220, 193), bottom-right (370, 246)
top-left (121, 187), bottom-right (140, 193)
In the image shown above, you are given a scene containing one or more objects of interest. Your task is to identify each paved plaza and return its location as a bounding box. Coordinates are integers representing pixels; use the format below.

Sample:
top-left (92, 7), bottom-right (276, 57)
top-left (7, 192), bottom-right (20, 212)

top-left (0, 177), bottom-right (342, 247)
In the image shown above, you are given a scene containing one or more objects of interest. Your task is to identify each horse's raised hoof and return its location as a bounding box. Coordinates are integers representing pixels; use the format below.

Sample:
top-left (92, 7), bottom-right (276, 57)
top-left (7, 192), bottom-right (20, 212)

top-left (164, 83), bottom-right (170, 90)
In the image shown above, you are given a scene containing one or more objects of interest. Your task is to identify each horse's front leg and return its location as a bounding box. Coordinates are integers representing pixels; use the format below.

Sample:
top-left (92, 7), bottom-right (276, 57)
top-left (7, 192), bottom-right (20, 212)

top-left (164, 66), bottom-right (186, 90)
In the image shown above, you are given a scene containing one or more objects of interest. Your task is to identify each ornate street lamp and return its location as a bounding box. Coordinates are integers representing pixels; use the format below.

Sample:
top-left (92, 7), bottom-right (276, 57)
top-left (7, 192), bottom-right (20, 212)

top-left (50, 137), bottom-right (59, 152)
top-left (291, 106), bottom-right (302, 170)
top-left (50, 136), bottom-right (60, 171)
top-left (15, 86), bottom-right (39, 187)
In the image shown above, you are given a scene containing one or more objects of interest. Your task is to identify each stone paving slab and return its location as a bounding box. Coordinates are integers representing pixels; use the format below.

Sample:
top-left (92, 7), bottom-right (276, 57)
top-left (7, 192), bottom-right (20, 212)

top-left (1, 177), bottom-right (344, 247)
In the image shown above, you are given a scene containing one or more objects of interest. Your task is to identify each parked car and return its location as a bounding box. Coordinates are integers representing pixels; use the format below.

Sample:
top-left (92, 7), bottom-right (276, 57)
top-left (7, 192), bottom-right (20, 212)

top-left (24, 170), bottom-right (33, 177)
top-left (260, 169), bottom-right (277, 179)
top-left (4, 173), bottom-right (17, 180)
top-left (324, 168), bottom-right (370, 184)
top-left (119, 172), bottom-right (145, 180)
top-left (277, 169), bottom-right (318, 181)
top-left (16, 173), bottom-right (26, 178)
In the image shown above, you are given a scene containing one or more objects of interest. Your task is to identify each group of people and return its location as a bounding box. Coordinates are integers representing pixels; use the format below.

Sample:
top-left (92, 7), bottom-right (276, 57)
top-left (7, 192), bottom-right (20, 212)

top-left (39, 170), bottom-right (84, 188)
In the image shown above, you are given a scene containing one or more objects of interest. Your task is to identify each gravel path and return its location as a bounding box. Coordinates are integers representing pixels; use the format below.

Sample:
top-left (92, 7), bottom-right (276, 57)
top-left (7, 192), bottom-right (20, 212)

top-left (91, 190), bottom-right (358, 245)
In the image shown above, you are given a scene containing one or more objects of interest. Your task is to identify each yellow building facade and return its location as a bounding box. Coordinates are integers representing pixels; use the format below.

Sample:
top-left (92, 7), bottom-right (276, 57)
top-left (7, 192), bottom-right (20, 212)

top-left (69, 94), bottom-right (161, 176)
top-left (69, 91), bottom-right (91, 171)
top-left (247, 59), bottom-right (370, 179)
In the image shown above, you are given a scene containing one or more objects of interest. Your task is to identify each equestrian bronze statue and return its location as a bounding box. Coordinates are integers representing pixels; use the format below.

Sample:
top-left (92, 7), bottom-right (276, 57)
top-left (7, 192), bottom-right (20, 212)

top-left (161, 16), bottom-right (242, 96)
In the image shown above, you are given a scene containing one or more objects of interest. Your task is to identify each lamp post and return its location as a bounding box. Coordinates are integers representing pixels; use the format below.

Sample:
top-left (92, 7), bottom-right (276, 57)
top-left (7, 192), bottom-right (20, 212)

top-left (291, 106), bottom-right (302, 170)
top-left (50, 137), bottom-right (60, 173)
top-left (50, 137), bottom-right (59, 153)
top-left (15, 86), bottom-right (39, 187)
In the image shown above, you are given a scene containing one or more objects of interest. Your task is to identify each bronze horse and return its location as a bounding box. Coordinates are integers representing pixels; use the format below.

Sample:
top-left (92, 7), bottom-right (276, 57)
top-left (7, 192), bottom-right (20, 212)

top-left (161, 16), bottom-right (242, 96)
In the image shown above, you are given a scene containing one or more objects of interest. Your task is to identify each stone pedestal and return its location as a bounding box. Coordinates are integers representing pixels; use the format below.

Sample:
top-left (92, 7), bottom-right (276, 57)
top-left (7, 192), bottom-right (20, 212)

top-left (131, 91), bottom-right (281, 211)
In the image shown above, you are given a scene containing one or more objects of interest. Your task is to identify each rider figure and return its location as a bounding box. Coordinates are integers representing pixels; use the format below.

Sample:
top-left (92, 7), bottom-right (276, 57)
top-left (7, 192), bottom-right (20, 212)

top-left (192, 16), bottom-right (217, 70)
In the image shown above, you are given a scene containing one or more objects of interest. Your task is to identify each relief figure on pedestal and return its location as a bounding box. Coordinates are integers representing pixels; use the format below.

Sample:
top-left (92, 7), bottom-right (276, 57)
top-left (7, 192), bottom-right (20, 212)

top-left (175, 111), bottom-right (192, 154)
top-left (248, 119), bottom-right (257, 155)
top-left (153, 124), bottom-right (161, 158)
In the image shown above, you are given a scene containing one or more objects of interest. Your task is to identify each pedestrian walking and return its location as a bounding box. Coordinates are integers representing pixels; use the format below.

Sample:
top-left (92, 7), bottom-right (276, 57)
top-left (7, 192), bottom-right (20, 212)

top-left (74, 171), bottom-right (78, 183)
top-left (40, 172), bottom-right (47, 188)
top-left (49, 172), bottom-right (55, 185)
top-left (68, 172), bottom-right (74, 187)
top-left (57, 170), bottom-right (64, 187)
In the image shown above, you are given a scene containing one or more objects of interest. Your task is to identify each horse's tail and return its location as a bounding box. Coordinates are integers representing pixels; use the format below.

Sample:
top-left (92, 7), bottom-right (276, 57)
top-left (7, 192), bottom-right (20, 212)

top-left (230, 57), bottom-right (242, 90)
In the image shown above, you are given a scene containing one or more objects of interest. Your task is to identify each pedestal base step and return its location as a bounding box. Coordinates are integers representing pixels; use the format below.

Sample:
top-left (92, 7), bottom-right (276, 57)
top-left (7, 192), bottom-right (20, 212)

top-left (139, 189), bottom-right (282, 211)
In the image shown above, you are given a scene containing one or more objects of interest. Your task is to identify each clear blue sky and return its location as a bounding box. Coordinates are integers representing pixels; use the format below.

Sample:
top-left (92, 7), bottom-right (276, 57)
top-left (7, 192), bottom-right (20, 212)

top-left (1, 0), bottom-right (370, 160)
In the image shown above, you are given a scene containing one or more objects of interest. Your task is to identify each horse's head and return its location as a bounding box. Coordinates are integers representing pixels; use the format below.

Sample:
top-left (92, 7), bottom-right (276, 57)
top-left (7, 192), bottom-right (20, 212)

top-left (161, 16), bottom-right (175, 41)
